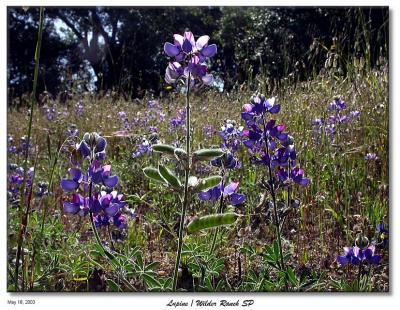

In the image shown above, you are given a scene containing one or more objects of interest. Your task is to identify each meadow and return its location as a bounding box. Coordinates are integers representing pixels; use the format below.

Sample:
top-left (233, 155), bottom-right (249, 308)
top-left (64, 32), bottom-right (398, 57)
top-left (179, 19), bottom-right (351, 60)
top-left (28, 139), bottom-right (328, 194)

top-left (6, 7), bottom-right (389, 292)
top-left (7, 60), bottom-right (388, 292)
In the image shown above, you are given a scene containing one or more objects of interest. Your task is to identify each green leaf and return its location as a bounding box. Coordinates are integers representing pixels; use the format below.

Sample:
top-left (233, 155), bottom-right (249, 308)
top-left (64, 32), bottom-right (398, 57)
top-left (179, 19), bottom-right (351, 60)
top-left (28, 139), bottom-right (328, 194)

top-left (145, 261), bottom-right (160, 271)
top-left (187, 213), bottom-right (239, 234)
top-left (194, 176), bottom-right (222, 192)
top-left (286, 267), bottom-right (299, 288)
top-left (152, 143), bottom-right (176, 155)
top-left (193, 148), bottom-right (225, 161)
top-left (107, 279), bottom-right (121, 292)
top-left (158, 165), bottom-right (181, 188)
top-left (142, 273), bottom-right (161, 288)
top-left (143, 167), bottom-right (166, 183)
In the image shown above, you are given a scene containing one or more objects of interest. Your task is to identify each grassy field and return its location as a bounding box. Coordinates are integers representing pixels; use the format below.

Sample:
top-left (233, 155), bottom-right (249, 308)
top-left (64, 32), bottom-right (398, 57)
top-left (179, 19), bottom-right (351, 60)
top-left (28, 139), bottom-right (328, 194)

top-left (7, 64), bottom-right (388, 292)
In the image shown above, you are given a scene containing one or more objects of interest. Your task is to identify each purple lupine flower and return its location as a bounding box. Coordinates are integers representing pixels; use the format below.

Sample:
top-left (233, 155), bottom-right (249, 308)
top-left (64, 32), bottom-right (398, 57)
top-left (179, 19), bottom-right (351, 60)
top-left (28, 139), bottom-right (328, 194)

top-left (203, 124), bottom-right (214, 138)
top-left (133, 138), bottom-right (152, 158)
top-left (75, 100), bottom-right (84, 116)
top-left (164, 31), bottom-right (217, 86)
top-left (327, 97), bottom-right (347, 112)
top-left (66, 124), bottom-right (79, 137)
top-left (376, 222), bottom-right (388, 248)
top-left (148, 100), bottom-right (159, 109)
top-left (89, 161), bottom-right (119, 188)
top-left (60, 168), bottom-right (83, 192)
top-left (337, 245), bottom-right (381, 266)
top-left (63, 193), bottom-right (86, 215)
top-left (42, 105), bottom-right (57, 121)
top-left (349, 110), bottom-right (360, 119)
top-left (8, 165), bottom-right (35, 202)
top-left (198, 181), bottom-right (246, 206)
top-left (241, 94), bottom-right (309, 189)
top-left (36, 182), bottom-right (48, 197)
top-left (61, 133), bottom-right (130, 230)
top-left (118, 111), bottom-right (130, 130)
top-left (219, 119), bottom-right (243, 153)
top-left (365, 153), bottom-right (378, 161)
top-left (7, 135), bottom-right (17, 154)
top-left (312, 118), bottom-right (323, 126)
top-left (211, 152), bottom-right (239, 170)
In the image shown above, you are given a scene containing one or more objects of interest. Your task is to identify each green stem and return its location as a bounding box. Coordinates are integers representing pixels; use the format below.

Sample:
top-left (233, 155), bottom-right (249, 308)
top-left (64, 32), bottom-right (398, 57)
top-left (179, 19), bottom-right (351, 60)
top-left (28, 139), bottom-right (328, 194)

top-left (210, 167), bottom-right (225, 254)
top-left (14, 7), bottom-right (44, 291)
top-left (172, 72), bottom-right (191, 292)
top-left (261, 112), bottom-right (288, 291)
top-left (357, 262), bottom-right (362, 292)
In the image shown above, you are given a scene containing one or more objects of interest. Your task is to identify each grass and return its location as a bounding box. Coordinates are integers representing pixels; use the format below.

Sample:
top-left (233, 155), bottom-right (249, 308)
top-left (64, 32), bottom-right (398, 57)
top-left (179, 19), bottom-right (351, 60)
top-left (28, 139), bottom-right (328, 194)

top-left (7, 64), bottom-right (388, 292)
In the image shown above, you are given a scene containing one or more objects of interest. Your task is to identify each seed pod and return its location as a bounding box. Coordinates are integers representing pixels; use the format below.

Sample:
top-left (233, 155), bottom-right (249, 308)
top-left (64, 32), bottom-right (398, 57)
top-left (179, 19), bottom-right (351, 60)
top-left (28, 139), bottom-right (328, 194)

top-left (158, 165), bottom-right (181, 188)
top-left (355, 234), bottom-right (369, 249)
top-left (152, 144), bottom-right (177, 156)
top-left (143, 167), bottom-right (165, 183)
top-left (187, 213), bottom-right (239, 234)
top-left (194, 176), bottom-right (222, 192)
top-left (193, 148), bottom-right (225, 162)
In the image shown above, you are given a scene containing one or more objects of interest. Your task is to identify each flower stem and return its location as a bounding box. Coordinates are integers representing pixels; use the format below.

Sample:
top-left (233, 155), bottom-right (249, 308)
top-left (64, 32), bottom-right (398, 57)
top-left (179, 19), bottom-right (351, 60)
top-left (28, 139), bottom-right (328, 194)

top-left (14, 7), bottom-right (44, 291)
top-left (172, 72), bottom-right (191, 291)
top-left (261, 113), bottom-right (288, 291)
top-left (210, 167), bottom-right (226, 254)
top-left (357, 262), bottom-right (362, 292)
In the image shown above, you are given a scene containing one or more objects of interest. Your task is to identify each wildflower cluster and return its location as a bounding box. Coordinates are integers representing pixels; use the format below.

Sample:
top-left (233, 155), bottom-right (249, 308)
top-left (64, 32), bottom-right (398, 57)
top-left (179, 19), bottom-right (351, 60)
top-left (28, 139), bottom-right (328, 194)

top-left (132, 133), bottom-right (159, 158)
top-left (74, 100), bottom-right (84, 117)
top-left (8, 135), bottom-right (33, 156)
top-left (242, 95), bottom-right (309, 187)
top-left (60, 132), bottom-right (130, 230)
top-left (164, 31), bottom-right (217, 86)
top-left (312, 96), bottom-right (360, 138)
top-left (42, 104), bottom-right (57, 121)
top-left (337, 236), bottom-right (381, 266)
top-left (219, 119), bottom-right (244, 153)
top-left (8, 164), bottom-right (34, 204)
top-left (198, 181), bottom-right (246, 206)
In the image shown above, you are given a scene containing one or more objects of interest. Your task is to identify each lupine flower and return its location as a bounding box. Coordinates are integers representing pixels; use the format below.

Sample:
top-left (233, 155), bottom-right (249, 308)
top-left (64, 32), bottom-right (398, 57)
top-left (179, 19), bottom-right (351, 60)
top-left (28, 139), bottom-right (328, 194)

top-left (42, 105), bottom-right (57, 121)
top-left (376, 222), bottom-right (388, 248)
top-left (66, 124), bottom-right (79, 137)
top-left (365, 153), bottom-right (378, 161)
top-left (169, 108), bottom-right (186, 132)
top-left (8, 165), bottom-right (35, 202)
top-left (203, 124), bottom-right (215, 138)
top-left (198, 181), bottom-right (246, 206)
top-left (75, 100), bottom-right (84, 116)
top-left (60, 133), bottom-right (129, 230)
top-left (219, 119), bottom-right (243, 153)
top-left (148, 100), bottom-right (159, 109)
top-left (211, 152), bottom-right (239, 170)
top-left (7, 135), bottom-right (17, 154)
top-left (241, 94), bottom-right (309, 188)
top-left (312, 118), bottom-right (323, 126)
top-left (164, 31), bottom-right (217, 86)
top-left (337, 245), bottom-right (381, 266)
top-left (118, 111), bottom-right (130, 130)
top-left (36, 182), bottom-right (48, 197)
top-left (133, 138), bottom-right (152, 158)
top-left (327, 97), bottom-right (347, 112)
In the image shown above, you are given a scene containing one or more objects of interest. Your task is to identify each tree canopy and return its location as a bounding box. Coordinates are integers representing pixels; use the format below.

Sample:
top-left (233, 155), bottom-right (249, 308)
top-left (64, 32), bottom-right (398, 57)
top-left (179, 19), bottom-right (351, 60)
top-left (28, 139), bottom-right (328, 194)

top-left (7, 6), bottom-right (388, 101)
